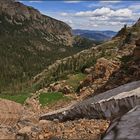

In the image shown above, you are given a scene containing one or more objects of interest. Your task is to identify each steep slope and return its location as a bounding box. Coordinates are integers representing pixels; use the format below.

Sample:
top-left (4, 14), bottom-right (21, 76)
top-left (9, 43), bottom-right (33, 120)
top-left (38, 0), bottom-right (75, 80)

top-left (33, 18), bottom-right (140, 91)
top-left (72, 21), bottom-right (140, 97)
top-left (0, 0), bottom-right (95, 93)
top-left (0, 0), bottom-right (73, 46)
top-left (32, 39), bottom-right (120, 90)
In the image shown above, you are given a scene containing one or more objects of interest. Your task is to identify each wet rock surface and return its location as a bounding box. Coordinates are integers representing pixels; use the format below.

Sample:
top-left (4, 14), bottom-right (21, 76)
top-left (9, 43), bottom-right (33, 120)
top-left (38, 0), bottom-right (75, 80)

top-left (103, 105), bottom-right (140, 140)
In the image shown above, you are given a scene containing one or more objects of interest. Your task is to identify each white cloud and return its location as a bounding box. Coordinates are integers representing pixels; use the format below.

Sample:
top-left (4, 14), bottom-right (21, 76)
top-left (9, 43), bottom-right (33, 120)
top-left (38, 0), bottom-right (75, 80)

top-left (75, 7), bottom-right (132, 18)
top-left (40, 3), bottom-right (140, 31)
top-left (90, 16), bottom-right (109, 21)
top-left (64, 1), bottom-right (81, 3)
top-left (60, 12), bottom-right (69, 16)
top-left (129, 4), bottom-right (140, 11)
top-left (88, 1), bottom-right (121, 8)
top-left (87, 22), bottom-right (98, 27)
top-left (112, 8), bottom-right (132, 17)
top-left (109, 21), bottom-right (125, 26)
top-left (64, 19), bottom-right (73, 24)
top-left (100, 1), bottom-right (121, 4)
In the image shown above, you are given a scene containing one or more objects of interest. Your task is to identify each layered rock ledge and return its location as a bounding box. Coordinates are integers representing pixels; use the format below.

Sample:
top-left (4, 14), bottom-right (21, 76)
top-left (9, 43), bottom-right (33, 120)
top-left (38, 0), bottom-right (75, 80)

top-left (40, 81), bottom-right (140, 121)
top-left (103, 105), bottom-right (140, 140)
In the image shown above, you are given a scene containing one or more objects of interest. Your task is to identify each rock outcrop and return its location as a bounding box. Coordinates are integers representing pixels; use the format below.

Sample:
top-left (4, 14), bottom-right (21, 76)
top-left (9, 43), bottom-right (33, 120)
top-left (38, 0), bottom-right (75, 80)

top-left (103, 105), bottom-right (140, 140)
top-left (44, 81), bottom-right (74, 94)
top-left (76, 58), bottom-right (120, 94)
top-left (94, 58), bottom-right (120, 80)
top-left (40, 81), bottom-right (140, 121)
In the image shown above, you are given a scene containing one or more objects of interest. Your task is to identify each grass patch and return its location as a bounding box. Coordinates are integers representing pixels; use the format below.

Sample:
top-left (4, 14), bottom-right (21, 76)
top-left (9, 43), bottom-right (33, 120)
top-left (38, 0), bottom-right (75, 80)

top-left (0, 93), bottom-right (30, 104)
top-left (65, 73), bottom-right (86, 90)
top-left (39, 92), bottom-right (70, 106)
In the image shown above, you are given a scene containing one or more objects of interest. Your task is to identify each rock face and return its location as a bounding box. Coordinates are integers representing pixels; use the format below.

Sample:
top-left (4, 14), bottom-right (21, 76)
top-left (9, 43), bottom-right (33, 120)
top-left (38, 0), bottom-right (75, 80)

top-left (40, 81), bottom-right (140, 121)
top-left (32, 18), bottom-right (140, 91)
top-left (94, 58), bottom-right (120, 80)
top-left (77, 58), bottom-right (120, 93)
top-left (0, 0), bottom-right (72, 46)
top-left (103, 105), bottom-right (140, 140)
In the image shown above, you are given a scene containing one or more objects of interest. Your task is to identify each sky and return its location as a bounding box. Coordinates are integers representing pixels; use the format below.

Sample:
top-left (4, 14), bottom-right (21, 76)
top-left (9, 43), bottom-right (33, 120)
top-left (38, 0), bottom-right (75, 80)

top-left (20, 0), bottom-right (140, 31)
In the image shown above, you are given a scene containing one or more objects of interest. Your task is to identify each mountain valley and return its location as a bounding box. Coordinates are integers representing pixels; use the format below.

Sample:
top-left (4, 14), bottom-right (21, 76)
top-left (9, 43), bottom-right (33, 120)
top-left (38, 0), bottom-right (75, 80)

top-left (0, 0), bottom-right (140, 140)
top-left (0, 0), bottom-right (95, 93)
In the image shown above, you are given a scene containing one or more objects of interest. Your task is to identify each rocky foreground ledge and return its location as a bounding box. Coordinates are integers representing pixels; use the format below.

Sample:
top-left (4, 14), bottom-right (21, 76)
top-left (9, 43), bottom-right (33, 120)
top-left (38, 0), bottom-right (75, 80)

top-left (40, 81), bottom-right (140, 121)
top-left (103, 105), bottom-right (140, 140)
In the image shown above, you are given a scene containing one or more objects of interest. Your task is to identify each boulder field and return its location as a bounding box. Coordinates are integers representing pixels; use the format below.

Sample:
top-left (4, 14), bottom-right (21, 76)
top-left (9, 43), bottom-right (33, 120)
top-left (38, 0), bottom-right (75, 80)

top-left (0, 81), bottom-right (140, 139)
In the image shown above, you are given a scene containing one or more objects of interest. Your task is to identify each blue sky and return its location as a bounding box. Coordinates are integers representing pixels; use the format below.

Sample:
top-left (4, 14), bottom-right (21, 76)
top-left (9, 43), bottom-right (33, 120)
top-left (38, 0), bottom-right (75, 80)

top-left (20, 0), bottom-right (140, 31)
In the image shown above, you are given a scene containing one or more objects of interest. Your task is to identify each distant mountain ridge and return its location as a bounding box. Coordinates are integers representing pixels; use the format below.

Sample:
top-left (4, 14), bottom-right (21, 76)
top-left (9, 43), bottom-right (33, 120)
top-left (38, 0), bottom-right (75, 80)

top-left (73, 29), bottom-right (117, 42)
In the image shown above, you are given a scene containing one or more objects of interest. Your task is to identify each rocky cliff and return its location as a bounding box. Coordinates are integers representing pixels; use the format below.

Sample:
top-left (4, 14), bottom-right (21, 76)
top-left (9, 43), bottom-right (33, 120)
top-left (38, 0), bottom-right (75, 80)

top-left (0, 0), bottom-right (72, 46)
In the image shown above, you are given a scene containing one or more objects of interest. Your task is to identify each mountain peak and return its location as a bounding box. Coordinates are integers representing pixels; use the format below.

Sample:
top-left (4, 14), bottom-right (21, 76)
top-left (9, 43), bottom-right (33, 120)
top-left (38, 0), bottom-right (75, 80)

top-left (0, 0), bottom-right (72, 41)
